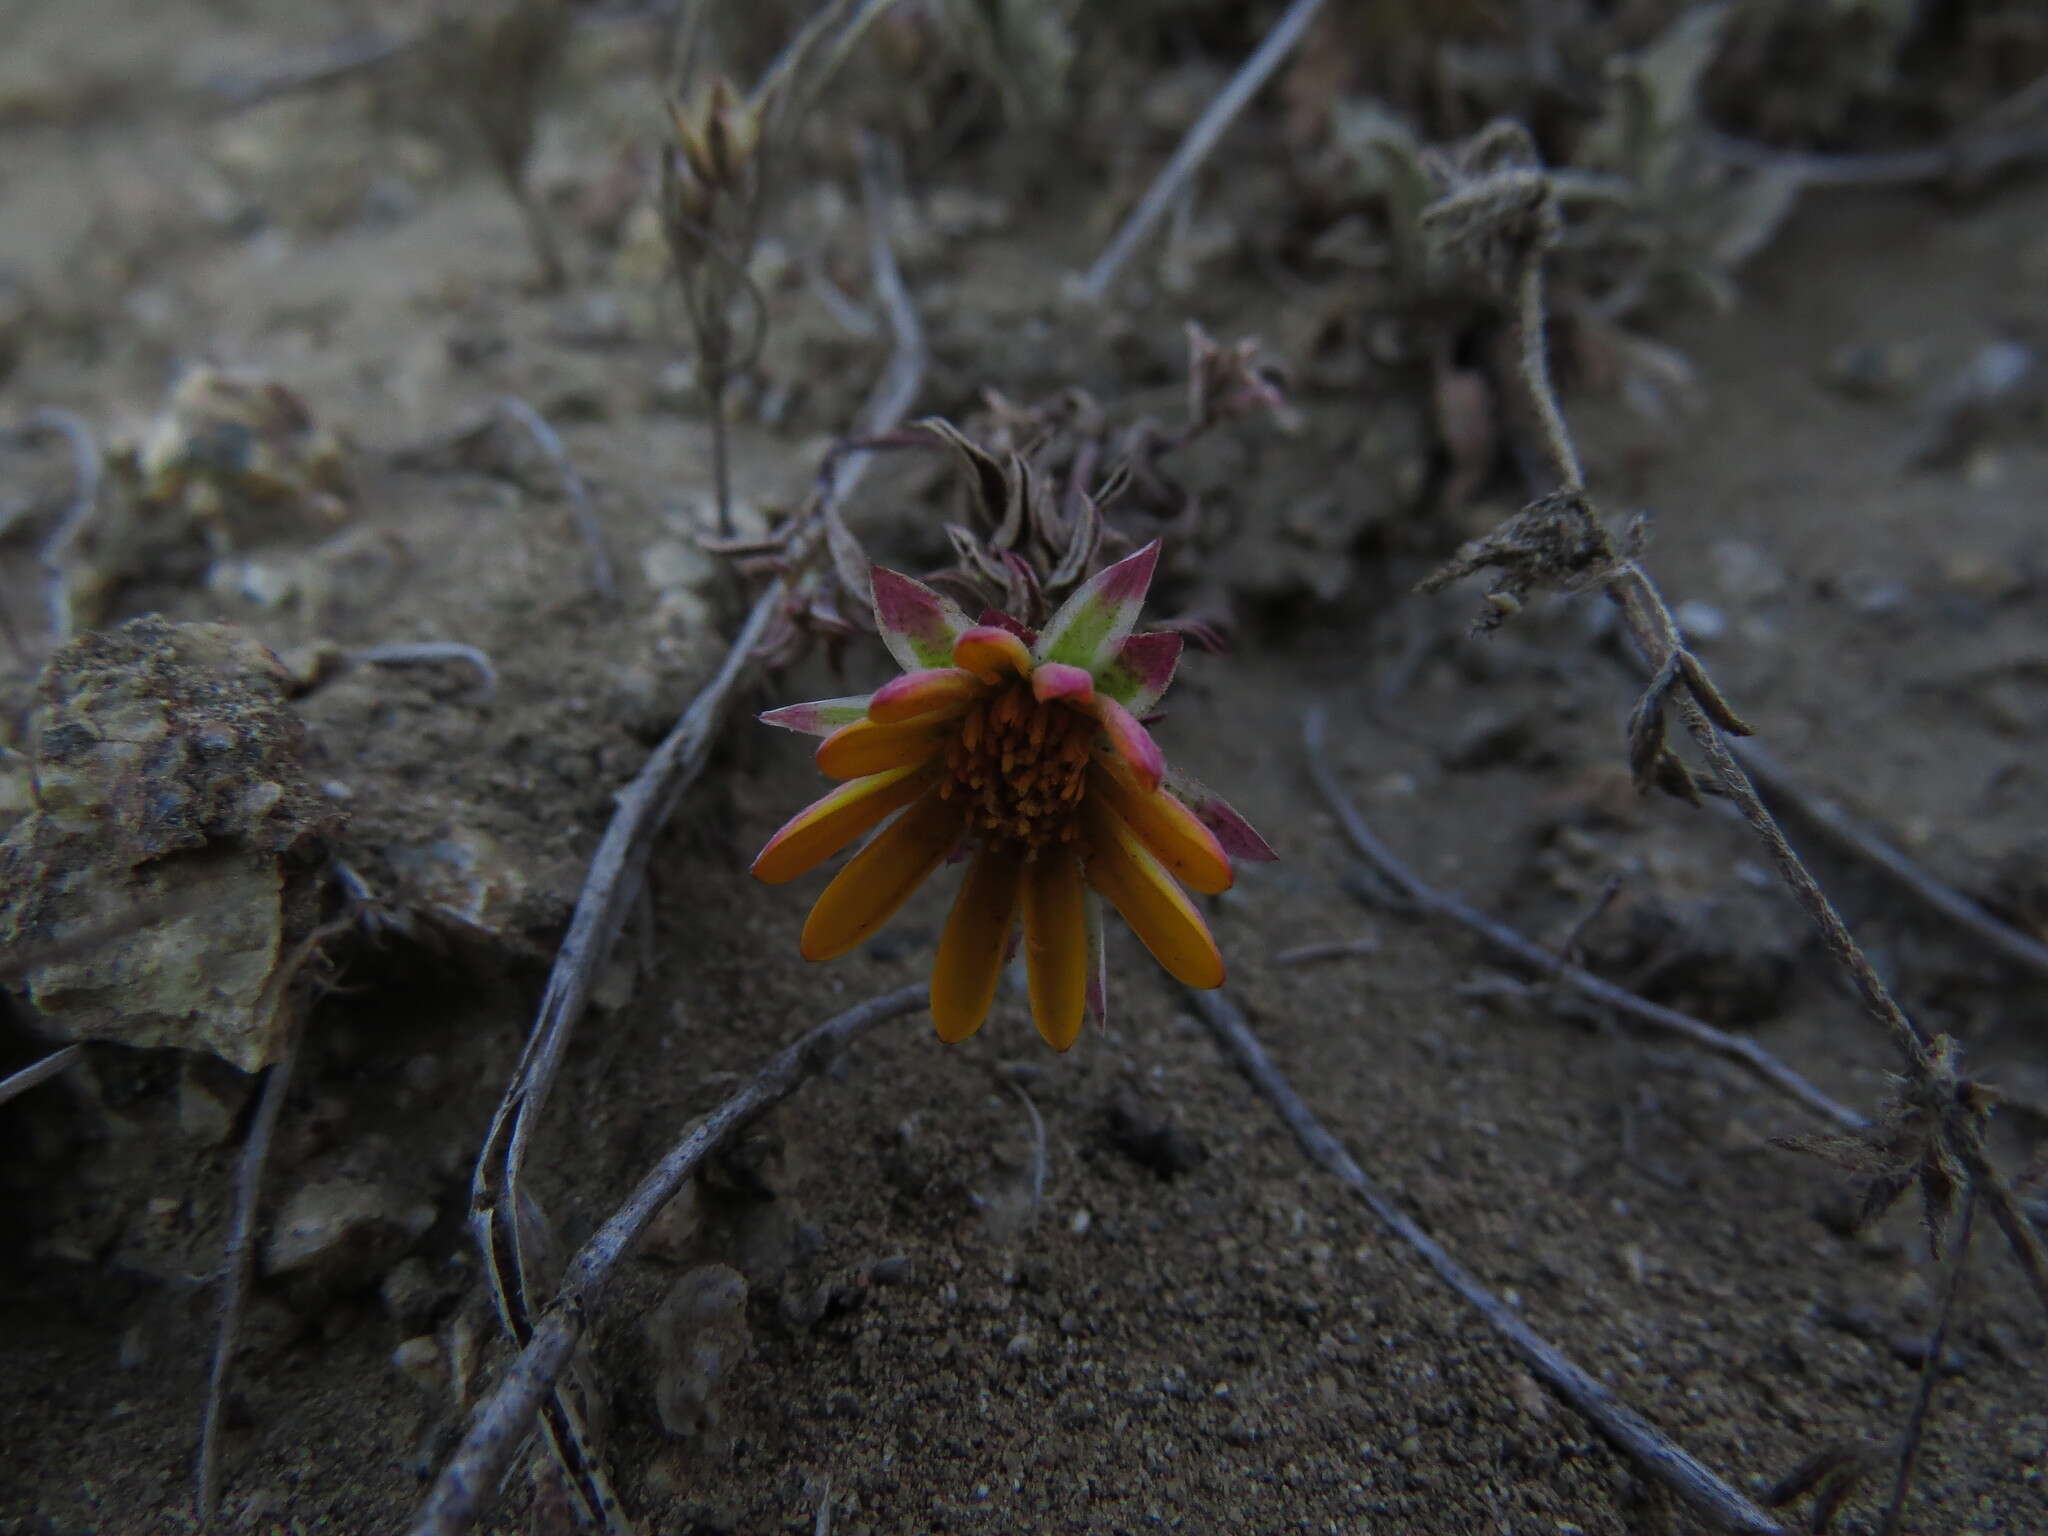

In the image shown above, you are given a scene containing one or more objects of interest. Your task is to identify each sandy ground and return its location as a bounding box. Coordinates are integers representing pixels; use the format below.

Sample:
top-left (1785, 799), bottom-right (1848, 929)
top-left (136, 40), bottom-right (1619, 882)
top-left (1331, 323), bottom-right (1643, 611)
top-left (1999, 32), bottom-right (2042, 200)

top-left (2, 4), bottom-right (2046, 1534)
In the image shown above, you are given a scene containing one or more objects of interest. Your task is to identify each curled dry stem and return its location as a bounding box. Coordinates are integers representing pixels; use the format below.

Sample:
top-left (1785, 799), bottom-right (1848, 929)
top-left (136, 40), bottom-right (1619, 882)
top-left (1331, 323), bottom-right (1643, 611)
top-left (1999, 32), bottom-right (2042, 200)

top-left (196, 1033), bottom-right (296, 1525)
top-left (411, 986), bottom-right (928, 1536)
top-left (1188, 986), bottom-right (1785, 1536)
top-left (496, 396), bottom-right (616, 601)
top-left (195, 917), bottom-right (350, 1523)
top-left (13, 407), bottom-right (103, 646)
top-left (459, 179), bottom-right (926, 1531)
top-left (466, 578), bottom-right (785, 1533)
top-left (353, 641), bottom-right (499, 698)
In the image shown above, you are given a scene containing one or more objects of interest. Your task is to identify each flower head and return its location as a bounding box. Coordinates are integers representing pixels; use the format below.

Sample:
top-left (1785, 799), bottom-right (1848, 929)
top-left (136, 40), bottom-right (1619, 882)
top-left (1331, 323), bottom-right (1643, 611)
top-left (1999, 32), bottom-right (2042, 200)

top-left (752, 541), bottom-right (1275, 1051)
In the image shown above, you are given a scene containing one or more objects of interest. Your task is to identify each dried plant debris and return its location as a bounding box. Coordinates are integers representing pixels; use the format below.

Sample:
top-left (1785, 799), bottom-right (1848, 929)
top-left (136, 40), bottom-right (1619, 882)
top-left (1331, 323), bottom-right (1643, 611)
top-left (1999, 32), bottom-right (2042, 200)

top-left (0, 617), bottom-right (340, 1071)
top-left (1777, 1035), bottom-right (1995, 1260)
top-left (721, 323), bottom-right (1293, 667)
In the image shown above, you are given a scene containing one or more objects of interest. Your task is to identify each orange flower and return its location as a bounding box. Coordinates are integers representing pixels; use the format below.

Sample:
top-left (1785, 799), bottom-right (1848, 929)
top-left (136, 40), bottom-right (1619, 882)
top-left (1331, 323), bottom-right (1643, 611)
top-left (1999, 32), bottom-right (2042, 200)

top-left (752, 542), bottom-right (1275, 1050)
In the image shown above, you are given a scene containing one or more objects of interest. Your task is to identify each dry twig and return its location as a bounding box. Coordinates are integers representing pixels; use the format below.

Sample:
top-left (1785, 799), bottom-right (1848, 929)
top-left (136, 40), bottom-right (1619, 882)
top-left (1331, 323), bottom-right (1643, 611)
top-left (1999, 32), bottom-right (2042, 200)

top-left (0, 1044), bottom-right (82, 1108)
top-left (459, 149), bottom-right (925, 1532)
top-left (1188, 987), bottom-right (1785, 1536)
top-left (195, 917), bottom-right (353, 1522)
top-left (410, 985), bottom-right (927, 1536)
top-left (353, 641), bottom-right (499, 698)
top-left (1881, 1184), bottom-right (1976, 1536)
top-left (1076, 0), bottom-right (1328, 302)
top-left (1304, 708), bottom-right (1862, 1131)
top-left (195, 1033), bottom-right (297, 1524)
top-left (13, 408), bottom-right (102, 645)
top-left (496, 397), bottom-right (617, 601)
top-left (466, 577), bottom-right (782, 1532)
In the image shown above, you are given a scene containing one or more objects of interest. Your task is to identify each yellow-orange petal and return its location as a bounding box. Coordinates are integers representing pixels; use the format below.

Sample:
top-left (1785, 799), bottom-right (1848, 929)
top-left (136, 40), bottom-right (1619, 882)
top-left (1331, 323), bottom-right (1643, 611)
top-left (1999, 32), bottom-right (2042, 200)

top-left (1088, 762), bottom-right (1232, 895)
top-left (1022, 848), bottom-right (1089, 1051)
top-left (952, 625), bottom-right (1034, 684)
top-left (930, 843), bottom-right (1025, 1043)
top-left (800, 789), bottom-right (965, 961)
top-left (751, 763), bottom-right (935, 885)
top-left (815, 715), bottom-right (955, 780)
top-left (1086, 693), bottom-right (1165, 791)
top-left (869, 667), bottom-right (981, 724)
top-left (1081, 799), bottom-right (1225, 990)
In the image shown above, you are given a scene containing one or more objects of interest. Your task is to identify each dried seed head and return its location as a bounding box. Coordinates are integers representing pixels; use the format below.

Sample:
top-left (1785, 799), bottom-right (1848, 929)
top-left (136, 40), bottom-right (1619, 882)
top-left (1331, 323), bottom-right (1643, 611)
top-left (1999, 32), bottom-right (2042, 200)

top-left (659, 77), bottom-right (762, 272)
top-left (700, 77), bottom-right (759, 188)
top-left (659, 139), bottom-right (717, 247)
top-left (667, 77), bottom-right (758, 200)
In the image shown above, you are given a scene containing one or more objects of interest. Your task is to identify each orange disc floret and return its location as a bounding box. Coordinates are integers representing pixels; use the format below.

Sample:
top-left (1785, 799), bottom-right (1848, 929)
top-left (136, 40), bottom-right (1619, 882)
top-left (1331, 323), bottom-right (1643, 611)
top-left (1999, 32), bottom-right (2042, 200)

top-left (942, 681), bottom-right (1094, 850)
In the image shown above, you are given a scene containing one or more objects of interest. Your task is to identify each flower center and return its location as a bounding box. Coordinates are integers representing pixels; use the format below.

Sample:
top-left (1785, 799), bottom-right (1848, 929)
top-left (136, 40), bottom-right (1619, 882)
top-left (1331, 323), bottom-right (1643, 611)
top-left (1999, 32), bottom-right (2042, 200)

top-left (943, 681), bottom-right (1093, 850)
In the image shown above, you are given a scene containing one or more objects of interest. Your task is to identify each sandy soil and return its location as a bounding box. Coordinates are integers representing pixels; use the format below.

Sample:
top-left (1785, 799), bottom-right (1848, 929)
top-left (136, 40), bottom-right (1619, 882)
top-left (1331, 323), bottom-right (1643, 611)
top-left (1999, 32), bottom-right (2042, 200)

top-left (2, 5), bottom-right (2046, 1535)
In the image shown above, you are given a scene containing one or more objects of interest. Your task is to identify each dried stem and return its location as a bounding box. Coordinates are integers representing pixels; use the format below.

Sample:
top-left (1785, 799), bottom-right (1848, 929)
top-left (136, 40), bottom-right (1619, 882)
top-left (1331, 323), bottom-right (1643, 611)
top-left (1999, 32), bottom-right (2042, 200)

top-left (1879, 1182), bottom-right (1976, 1536)
top-left (410, 985), bottom-right (927, 1536)
top-left (496, 396), bottom-right (616, 601)
top-left (748, 0), bottom-right (899, 131)
top-left (17, 408), bottom-right (102, 646)
top-left (1304, 708), bottom-right (1863, 1131)
top-left (460, 180), bottom-right (926, 1530)
top-left (1963, 1144), bottom-right (2048, 1320)
top-left (353, 641), bottom-right (499, 698)
top-left (1513, 260), bottom-right (1585, 494)
top-left (466, 573), bottom-right (784, 1526)
top-left (706, 373), bottom-right (735, 540)
top-left (1188, 987), bottom-right (1785, 1536)
top-left (1076, 0), bottom-right (1328, 303)
top-left (0, 1044), bottom-right (82, 1108)
top-left (196, 1031), bottom-right (299, 1523)
top-left (1676, 687), bottom-right (1930, 1068)
top-left (1503, 216), bottom-right (1932, 1079)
